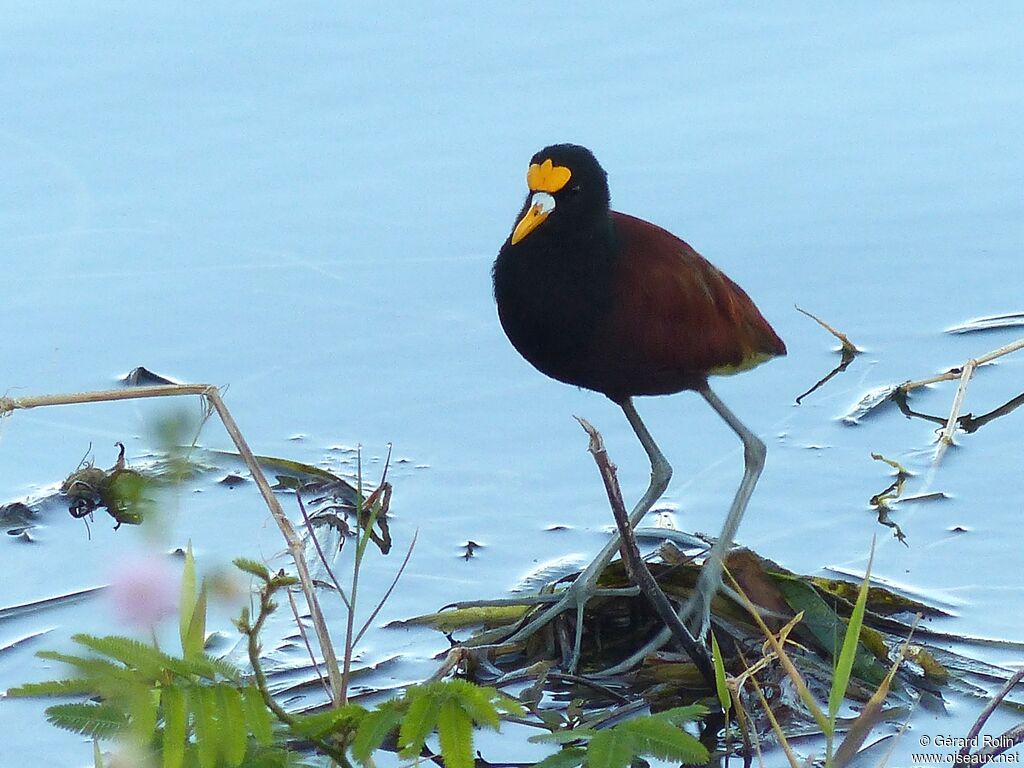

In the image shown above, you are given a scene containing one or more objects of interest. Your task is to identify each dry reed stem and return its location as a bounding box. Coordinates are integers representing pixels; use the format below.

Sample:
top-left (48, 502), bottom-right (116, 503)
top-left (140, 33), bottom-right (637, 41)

top-left (795, 305), bottom-right (860, 354)
top-left (1, 384), bottom-right (344, 702)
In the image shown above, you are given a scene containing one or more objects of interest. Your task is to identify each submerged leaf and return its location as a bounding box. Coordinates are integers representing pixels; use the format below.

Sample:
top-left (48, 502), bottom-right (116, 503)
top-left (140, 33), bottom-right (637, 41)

top-left (775, 576), bottom-right (889, 689)
top-left (389, 604), bottom-right (529, 632)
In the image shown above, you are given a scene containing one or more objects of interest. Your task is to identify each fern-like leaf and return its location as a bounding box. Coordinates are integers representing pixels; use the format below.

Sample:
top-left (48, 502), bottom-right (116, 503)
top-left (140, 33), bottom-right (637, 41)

top-left (533, 746), bottom-right (587, 768)
top-left (194, 684), bottom-right (220, 768)
top-left (218, 683), bottom-right (249, 767)
top-left (161, 685), bottom-right (188, 768)
top-left (128, 682), bottom-right (159, 745)
top-left (617, 717), bottom-right (708, 764)
top-left (652, 704), bottom-right (709, 726)
top-left (584, 728), bottom-right (634, 768)
top-left (454, 680), bottom-right (504, 730)
top-left (5, 678), bottom-right (98, 698)
top-left (528, 729), bottom-right (598, 745)
top-left (241, 685), bottom-right (274, 747)
top-left (36, 650), bottom-right (136, 683)
top-left (45, 702), bottom-right (129, 739)
top-left (233, 557), bottom-right (271, 581)
top-left (292, 704), bottom-right (367, 740)
top-left (436, 698), bottom-right (474, 768)
top-left (72, 634), bottom-right (190, 680)
top-left (398, 686), bottom-right (443, 758)
top-left (351, 700), bottom-right (404, 764)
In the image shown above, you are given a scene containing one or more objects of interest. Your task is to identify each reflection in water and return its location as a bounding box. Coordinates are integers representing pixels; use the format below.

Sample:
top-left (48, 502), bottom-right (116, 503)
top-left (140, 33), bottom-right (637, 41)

top-left (796, 345), bottom-right (856, 405)
top-left (894, 389), bottom-right (1024, 436)
top-left (869, 453), bottom-right (909, 545)
top-left (794, 307), bottom-right (861, 405)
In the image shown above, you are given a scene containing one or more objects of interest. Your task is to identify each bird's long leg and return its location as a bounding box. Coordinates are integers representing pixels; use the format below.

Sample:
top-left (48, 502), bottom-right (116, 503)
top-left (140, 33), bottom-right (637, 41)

top-left (499, 397), bottom-right (672, 671)
top-left (677, 383), bottom-right (766, 638)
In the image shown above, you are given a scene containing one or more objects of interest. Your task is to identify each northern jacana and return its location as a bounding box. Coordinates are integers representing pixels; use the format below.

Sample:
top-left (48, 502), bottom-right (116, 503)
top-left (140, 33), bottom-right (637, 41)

top-left (492, 144), bottom-right (786, 666)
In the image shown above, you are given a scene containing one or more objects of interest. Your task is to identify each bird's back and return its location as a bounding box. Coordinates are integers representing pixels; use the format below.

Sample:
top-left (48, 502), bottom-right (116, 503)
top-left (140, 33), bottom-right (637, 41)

top-left (591, 212), bottom-right (786, 400)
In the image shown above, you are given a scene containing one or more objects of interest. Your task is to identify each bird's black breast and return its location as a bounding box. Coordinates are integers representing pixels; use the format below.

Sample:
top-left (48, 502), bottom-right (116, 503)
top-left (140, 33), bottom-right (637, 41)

top-left (493, 227), bottom-right (618, 391)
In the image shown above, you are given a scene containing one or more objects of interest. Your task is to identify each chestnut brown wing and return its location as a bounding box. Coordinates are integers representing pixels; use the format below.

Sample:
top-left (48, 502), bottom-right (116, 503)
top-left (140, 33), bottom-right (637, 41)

top-left (598, 212), bottom-right (785, 397)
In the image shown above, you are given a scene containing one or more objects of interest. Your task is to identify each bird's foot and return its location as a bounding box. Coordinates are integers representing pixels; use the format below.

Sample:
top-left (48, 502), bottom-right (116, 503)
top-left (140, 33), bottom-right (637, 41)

top-left (489, 573), bottom-right (639, 673)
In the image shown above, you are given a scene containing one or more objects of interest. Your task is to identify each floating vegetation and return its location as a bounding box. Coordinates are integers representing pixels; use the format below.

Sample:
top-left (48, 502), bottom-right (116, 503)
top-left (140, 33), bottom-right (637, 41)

top-left (61, 443), bottom-right (149, 530)
top-left (946, 312), bottom-right (1024, 335)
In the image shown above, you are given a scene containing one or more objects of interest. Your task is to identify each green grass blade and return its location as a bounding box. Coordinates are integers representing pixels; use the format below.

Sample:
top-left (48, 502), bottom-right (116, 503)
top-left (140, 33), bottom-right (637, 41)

top-left (179, 542), bottom-right (197, 655)
top-left (828, 542), bottom-right (876, 727)
top-left (710, 632), bottom-right (731, 718)
top-left (183, 583), bottom-right (208, 660)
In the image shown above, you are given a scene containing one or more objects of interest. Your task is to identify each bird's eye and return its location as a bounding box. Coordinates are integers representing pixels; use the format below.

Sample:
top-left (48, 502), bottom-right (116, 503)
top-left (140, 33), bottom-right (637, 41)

top-left (568, 185), bottom-right (582, 196)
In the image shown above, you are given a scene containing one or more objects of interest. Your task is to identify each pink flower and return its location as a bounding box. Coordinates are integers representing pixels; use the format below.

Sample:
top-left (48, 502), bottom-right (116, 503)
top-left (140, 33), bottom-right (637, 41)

top-left (106, 553), bottom-right (179, 628)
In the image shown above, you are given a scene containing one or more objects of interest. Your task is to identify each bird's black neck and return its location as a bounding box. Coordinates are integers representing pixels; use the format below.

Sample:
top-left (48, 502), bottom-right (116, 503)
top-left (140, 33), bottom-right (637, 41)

top-left (493, 214), bottom-right (618, 388)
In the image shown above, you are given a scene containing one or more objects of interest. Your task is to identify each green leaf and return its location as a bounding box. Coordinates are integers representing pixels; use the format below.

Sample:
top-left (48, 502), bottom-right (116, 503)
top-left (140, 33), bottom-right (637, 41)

top-left (180, 542), bottom-right (198, 654)
top-left (186, 652), bottom-right (242, 683)
top-left (529, 729), bottom-right (599, 745)
top-left (36, 650), bottom-right (137, 684)
top-left (351, 701), bottom-right (404, 764)
top-left (618, 717), bottom-right (708, 764)
top-left (584, 728), bottom-right (634, 768)
top-left (437, 698), bottom-right (474, 768)
top-left (161, 686), bottom-right (188, 768)
top-left (533, 746), bottom-right (587, 768)
top-left (45, 702), bottom-right (129, 739)
top-left (829, 543), bottom-right (875, 726)
top-left (398, 687), bottom-right (443, 758)
top-left (184, 583), bottom-right (208, 660)
top-left (93, 738), bottom-right (105, 768)
top-left (775, 576), bottom-right (888, 688)
top-left (291, 704), bottom-right (367, 740)
top-left (234, 557), bottom-right (271, 581)
top-left (653, 704), bottom-right (710, 726)
top-left (194, 685), bottom-right (220, 768)
top-left (6, 678), bottom-right (99, 698)
top-left (128, 683), bottom-right (159, 745)
top-left (219, 684), bottom-right (249, 767)
top-left (71, 634), bottom-right (188, 680)
top-left (710, 632), bottom-right (730, 717)
top-left (455, 680), bottom-right (503, 729)
top-left (242, 685), bottom-right (274, 747)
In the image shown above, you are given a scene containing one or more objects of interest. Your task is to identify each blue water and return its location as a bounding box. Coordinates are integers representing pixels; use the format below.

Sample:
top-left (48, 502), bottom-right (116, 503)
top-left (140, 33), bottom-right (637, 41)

top-left (3, 4), bottom-right (1023, 765)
